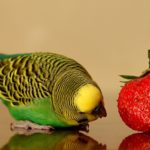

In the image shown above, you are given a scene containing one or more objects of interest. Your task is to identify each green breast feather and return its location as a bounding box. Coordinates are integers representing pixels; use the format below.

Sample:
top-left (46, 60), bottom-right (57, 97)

top-left (3, 97), bottom-right (69, 127)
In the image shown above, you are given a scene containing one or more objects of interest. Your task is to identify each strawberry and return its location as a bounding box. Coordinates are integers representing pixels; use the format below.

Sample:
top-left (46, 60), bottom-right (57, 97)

top-left (118, 50), bottom-right (150, 132)
top-left (119, 133), bottom-right (150, 150)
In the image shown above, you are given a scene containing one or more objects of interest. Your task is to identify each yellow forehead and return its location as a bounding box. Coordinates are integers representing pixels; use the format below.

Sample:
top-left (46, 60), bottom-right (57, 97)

top-left (74, 84), bottom-right (103, 113)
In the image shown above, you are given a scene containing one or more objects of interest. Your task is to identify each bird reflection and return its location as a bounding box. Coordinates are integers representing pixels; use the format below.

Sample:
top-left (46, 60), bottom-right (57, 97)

top-left (1, 130), bottom-right (106, 150)
top-left (119, 132), bottom-right (150, 150)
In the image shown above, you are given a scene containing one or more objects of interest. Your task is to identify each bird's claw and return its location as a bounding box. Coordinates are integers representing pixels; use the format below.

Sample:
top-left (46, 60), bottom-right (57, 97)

top-left (10, 121), bottom-right (54, 135)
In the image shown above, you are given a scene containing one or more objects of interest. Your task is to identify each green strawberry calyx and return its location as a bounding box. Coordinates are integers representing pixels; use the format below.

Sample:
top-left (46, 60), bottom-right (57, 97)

top-left (120, 50), bottom-right (150, 83)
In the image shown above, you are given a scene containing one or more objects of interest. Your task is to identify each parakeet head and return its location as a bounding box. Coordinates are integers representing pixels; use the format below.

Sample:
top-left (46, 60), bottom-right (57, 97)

top-left (74, 84), bottom-right (107, 118)
top-left (53, 69), bottom-right (106, 126)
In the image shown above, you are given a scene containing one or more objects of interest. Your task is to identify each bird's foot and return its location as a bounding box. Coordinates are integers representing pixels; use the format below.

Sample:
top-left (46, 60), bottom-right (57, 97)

top-left (10, 121), bottom-right (54, 135)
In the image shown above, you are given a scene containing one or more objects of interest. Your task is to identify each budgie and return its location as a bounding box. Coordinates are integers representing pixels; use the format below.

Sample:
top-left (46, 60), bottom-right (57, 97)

top-left (0, 52), bottom-right (106, 130)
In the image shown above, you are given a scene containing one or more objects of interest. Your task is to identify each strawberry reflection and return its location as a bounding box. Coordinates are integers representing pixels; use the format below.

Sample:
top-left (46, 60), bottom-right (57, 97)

top-left (1, 130), bottom-right (106, 150)
top-left (119, 133), bottom-right (150, 150)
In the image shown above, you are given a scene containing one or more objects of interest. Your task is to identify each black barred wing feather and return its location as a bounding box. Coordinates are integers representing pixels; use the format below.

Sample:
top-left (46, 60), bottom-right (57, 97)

top-left (0, 55), bottom-right (51, 105)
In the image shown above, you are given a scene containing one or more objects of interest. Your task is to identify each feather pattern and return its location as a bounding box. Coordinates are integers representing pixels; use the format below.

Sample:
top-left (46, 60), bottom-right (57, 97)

top-left (0, 52), bottom-right (96, 126)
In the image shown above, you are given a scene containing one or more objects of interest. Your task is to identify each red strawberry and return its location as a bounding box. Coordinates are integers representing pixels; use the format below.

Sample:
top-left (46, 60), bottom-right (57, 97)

top-left (118, 50), bottom-right (150, 132)
top-left (119, 133), bottom-right (150, 150)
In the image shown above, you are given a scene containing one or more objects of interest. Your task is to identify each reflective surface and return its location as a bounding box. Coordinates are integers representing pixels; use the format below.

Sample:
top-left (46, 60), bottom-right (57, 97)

top-left (119, 133), bottom-right (150, 150)
top-left (1, 130), bottom-right (106, 150)
top-left (0, 102), bottom-right (138, 150)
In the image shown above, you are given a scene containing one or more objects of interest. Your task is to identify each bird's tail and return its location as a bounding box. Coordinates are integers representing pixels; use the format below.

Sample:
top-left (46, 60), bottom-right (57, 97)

top-left (0, 53), bottom-right (6, 60)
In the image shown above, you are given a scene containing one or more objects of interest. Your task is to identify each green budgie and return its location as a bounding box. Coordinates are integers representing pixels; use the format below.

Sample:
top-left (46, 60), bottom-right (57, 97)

top-left (0, 52), bottom-right (106, 130)
top-left (1, 131), bottom-right (106, 150)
